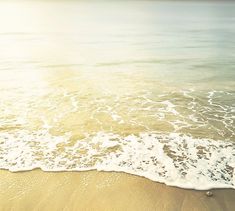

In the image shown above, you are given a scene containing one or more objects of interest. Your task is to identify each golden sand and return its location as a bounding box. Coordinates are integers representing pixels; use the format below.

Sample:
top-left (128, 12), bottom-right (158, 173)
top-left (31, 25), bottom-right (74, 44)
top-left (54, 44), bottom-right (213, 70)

top-left (0, 170), bottom-right (234, 211)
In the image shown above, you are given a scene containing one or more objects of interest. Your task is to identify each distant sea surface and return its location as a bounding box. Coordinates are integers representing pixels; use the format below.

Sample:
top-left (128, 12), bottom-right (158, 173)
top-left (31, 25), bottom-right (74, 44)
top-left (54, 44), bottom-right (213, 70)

top-left (0, 1), bottom-right (234, 190)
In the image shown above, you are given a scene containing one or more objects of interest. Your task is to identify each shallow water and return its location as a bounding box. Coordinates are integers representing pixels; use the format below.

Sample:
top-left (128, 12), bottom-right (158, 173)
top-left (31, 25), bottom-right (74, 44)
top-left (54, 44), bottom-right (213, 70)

top-left (0, 1), bottom-right (235, 190)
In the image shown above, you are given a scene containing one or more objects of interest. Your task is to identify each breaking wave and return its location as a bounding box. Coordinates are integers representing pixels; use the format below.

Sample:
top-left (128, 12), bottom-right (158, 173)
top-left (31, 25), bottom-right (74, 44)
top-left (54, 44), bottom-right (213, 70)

top-left (1, 130), bottom-right (234, 190)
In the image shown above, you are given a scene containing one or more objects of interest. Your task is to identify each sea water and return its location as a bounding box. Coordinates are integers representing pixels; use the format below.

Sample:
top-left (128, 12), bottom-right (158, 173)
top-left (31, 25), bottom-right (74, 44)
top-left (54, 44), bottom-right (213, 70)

top-left (0, 1), bottom-right (235, 190)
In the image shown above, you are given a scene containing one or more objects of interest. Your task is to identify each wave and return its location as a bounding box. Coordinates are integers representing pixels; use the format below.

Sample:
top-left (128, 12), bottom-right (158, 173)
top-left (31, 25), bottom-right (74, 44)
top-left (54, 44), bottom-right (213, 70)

top-left (1, 130), bottom-right (234, 190)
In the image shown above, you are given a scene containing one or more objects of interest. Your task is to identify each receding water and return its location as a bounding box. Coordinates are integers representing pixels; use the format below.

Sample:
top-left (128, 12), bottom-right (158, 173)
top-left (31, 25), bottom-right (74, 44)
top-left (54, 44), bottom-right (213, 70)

top-left (0, 1), bottom-right (235, 190)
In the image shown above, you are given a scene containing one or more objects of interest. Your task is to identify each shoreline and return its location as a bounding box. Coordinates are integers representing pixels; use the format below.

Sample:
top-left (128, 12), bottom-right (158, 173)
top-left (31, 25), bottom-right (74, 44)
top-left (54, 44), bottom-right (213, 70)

top-left (0, 169), bottom-right (234, 211)
top-left (2, 167), bottom-right (234, 191)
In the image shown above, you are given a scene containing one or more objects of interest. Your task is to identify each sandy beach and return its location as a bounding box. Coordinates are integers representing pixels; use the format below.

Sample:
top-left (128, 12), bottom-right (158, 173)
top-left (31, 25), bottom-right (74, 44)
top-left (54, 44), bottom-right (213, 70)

top-left (0, 1), bottom-right (235, 210)
top-left (0, 169), bottom-right (234, 211)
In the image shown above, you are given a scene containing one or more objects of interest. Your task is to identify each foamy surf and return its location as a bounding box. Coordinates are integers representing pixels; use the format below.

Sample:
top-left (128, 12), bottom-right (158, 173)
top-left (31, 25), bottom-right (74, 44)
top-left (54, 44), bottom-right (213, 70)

top-left (1, 130), bottom-right (234, 190)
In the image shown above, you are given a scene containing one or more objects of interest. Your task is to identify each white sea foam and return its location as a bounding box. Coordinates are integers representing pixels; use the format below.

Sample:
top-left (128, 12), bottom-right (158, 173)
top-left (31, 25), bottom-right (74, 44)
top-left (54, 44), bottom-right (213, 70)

top-left (0, 130), bottom-right (234, 190)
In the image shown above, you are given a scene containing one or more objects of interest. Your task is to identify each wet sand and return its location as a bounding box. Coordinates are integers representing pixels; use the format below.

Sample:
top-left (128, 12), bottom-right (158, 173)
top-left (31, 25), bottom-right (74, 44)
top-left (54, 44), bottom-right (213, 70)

top-left (0, 170), bottom-right (234, 211)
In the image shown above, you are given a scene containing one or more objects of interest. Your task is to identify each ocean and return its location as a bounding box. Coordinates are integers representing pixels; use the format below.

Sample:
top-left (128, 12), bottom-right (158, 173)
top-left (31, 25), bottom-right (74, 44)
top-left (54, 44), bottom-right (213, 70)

top-left (0, 1), bottom-right (234, 190)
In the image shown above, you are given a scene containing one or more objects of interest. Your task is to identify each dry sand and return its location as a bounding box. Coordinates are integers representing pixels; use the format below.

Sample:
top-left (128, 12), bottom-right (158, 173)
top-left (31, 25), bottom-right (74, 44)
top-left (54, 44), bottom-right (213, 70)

top-left (0, 169), bottom-right (234, 211)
